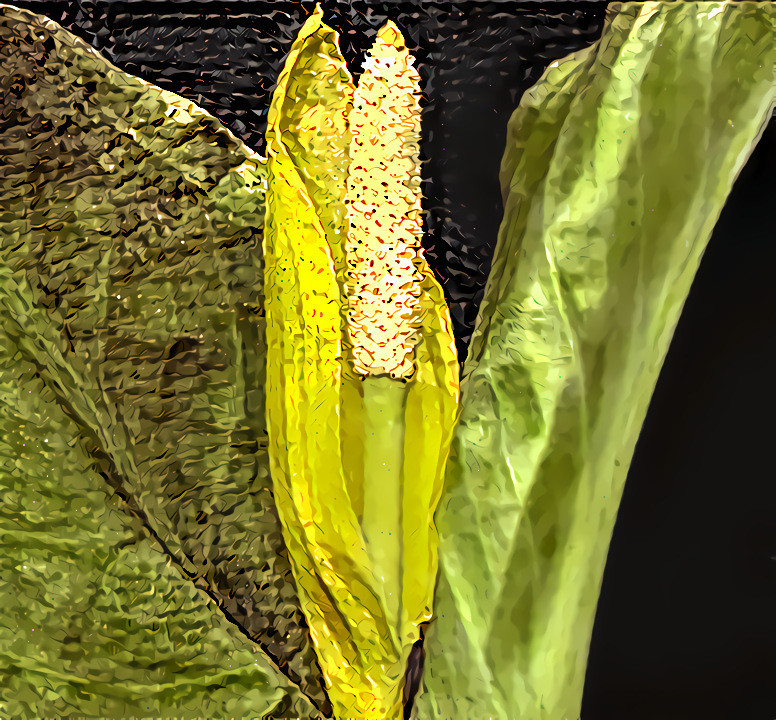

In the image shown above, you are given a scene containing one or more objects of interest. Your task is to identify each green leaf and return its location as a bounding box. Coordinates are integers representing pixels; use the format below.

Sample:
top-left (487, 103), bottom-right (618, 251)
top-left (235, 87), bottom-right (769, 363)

top-left (0, 354), bottom-right (306, 718)
top-left (0, 6), bottom-right (328, 716)
top-left (417, 3), bottom-right (776, 719)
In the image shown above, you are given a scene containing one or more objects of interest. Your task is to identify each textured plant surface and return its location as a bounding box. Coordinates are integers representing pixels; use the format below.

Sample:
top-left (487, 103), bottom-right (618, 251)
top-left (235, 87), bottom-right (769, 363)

top-left (0, 5), bottom-right (327, 717)
top-left (416, 3), bottom-right (776, 719)
top-left (263, 8), bottom-right (459, 718)
top-left (0, 1), bottom-right (774, 719)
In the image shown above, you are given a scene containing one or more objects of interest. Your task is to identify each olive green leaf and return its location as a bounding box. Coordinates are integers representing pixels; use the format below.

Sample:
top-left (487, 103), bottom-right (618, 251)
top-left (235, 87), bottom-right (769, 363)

top-left (0, 5), bottom-right (329, 716)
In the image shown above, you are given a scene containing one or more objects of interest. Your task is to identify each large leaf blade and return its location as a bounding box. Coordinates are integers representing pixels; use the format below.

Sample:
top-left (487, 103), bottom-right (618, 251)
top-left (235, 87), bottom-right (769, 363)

top-left (0, 6), bottom-right (328, 715)
top-left (417, 3), bottom-right (776, 719)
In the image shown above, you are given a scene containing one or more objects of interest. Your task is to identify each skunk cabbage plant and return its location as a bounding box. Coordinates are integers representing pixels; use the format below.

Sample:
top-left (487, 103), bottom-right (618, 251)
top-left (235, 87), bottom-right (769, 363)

top-left (0, 2), bottom-right (773, 720)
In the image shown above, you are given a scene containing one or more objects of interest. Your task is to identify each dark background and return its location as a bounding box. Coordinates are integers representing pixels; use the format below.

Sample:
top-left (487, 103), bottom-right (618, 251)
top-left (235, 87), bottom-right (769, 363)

top-left (10, 2), bottom-right (776, 717)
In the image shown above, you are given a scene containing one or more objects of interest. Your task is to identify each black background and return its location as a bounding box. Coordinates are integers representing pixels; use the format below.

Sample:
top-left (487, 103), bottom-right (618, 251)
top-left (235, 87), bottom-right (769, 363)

top-left (9, 2), bottom-right (776, 717)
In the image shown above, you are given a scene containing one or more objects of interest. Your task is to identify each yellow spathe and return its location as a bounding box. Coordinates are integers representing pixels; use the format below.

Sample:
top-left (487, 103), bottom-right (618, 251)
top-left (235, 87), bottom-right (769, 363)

top-left (264, 7), bottom-right (459, 718)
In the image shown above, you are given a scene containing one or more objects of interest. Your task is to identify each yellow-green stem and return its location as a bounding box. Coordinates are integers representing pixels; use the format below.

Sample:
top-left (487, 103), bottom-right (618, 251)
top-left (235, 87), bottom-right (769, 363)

top-left (361, 374), bottom-right (406, 635)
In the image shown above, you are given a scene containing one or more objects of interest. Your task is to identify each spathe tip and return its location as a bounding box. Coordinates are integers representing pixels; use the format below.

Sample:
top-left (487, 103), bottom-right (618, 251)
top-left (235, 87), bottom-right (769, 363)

top-left (374, 20), bottom-right (407, 50)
